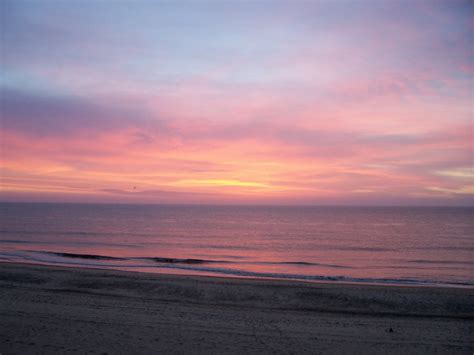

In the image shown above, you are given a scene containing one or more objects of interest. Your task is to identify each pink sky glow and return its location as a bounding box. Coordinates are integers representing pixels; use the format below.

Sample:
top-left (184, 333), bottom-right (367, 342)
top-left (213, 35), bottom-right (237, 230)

top-left (0, 0), bottom-right (473, 205)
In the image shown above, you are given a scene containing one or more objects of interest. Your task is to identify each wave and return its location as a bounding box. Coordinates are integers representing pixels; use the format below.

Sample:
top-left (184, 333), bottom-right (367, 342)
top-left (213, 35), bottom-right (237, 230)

top-left (417, 246), bottom-right (474, 251)
top-left (0, 239), bottom-right (142, 249)
top-left (407, 259), bottom-right (474, 266)
top-left (146, 263), bottom-right (474, 287)
top-left (0, 230), bottom-right (100, 236)
top-left (0, 239), bottom-right (43, 244)
top-left (333, 246), bottom-right (392, 252)
top-left (2, 250), bottom-right (473, 288)
top-left (0, 230), bottom-right (174, 239)
top-left (45, 252), bottom-right (125, 261)
top-left (144, 257), bottom-right (220, 264)
top-left (273, 261), bottom-right (350, 268)
top-left (24, 252), bottom-right (228, 264)
top-left (146, 258), bottom-right (349, 268)
top-left (26, 251), bottom-right (350, 268)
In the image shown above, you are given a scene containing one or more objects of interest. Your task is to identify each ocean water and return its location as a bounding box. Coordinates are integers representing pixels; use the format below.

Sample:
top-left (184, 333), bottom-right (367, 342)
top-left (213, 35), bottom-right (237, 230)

top-left (0, 203), bottom-right (473, 287)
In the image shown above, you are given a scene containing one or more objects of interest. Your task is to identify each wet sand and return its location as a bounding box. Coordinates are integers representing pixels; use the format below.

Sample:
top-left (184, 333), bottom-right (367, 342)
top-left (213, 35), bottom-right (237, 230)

top-left (1, 262), bottom-right (473, 354)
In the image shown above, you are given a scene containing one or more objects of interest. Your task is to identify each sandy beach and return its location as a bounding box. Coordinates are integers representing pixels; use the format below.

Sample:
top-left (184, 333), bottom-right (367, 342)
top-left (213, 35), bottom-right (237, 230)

top-left (1, 262), bottom-right (473, 354)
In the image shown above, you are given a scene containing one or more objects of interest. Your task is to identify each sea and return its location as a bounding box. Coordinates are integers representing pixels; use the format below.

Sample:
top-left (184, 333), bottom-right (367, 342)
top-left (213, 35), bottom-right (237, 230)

top-left (0, 203), bottom-right (473, 288)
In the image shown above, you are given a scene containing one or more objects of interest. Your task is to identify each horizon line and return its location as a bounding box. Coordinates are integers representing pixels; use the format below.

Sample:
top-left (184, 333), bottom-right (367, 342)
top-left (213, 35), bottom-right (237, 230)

top-left (0, 201), bottom-right (472, 208)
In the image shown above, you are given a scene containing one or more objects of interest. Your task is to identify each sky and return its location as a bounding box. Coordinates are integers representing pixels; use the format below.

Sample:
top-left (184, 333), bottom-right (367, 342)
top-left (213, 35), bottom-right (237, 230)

top-left (0, 0), bottom-right (473, 205)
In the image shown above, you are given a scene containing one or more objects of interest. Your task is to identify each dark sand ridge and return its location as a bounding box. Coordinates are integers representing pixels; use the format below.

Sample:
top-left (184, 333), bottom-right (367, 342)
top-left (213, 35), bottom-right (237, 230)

top-left (1, 262), bottom-right (473, 354)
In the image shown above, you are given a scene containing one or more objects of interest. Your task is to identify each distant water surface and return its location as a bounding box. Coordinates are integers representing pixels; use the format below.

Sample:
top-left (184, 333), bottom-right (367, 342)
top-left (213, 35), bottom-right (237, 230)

top-left (0, 203), bottom-right (472, 287)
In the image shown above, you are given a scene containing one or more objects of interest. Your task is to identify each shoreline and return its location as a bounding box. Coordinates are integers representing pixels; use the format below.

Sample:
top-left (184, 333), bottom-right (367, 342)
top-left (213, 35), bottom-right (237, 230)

top-left (1, 261), bottom-right (473, 353)
top-left (0, 256), bottom-right (474, 290)
top-left (1, 258), bottom-right (473, 290)
top-left (0, 259), bottom-right (462, 290)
